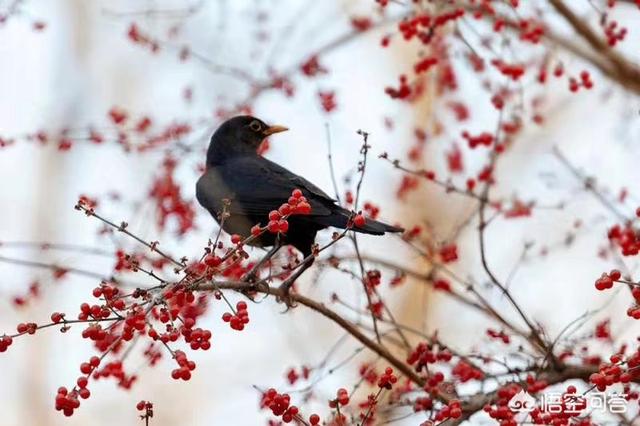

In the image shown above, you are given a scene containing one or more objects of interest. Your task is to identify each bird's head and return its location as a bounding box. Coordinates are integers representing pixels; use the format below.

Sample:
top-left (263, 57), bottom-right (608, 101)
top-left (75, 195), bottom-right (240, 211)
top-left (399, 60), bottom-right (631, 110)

top-left (206, 115), bottom-right (288, 164)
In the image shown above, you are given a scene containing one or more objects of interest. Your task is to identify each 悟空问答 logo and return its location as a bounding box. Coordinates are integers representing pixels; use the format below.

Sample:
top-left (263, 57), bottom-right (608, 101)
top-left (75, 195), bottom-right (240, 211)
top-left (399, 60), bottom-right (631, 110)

top-left (508, 390), bottom-right (536, 413)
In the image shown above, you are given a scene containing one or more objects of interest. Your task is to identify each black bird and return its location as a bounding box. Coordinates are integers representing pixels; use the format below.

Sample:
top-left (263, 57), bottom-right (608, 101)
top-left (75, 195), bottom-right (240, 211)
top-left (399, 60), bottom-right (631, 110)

top-left (196, 115), bottom-right (403, 303)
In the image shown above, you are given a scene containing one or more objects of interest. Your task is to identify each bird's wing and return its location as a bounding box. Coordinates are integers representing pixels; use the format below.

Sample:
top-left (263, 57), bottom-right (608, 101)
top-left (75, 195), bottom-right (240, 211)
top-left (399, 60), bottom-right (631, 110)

top-left (203, 157), bottom-right (336, 217)
top-left (262, 157), bottom-right (337, 203)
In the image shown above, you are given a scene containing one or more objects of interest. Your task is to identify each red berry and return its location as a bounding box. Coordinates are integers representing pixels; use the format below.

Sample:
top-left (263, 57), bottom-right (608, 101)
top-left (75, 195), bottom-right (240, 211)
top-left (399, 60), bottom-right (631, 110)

top-left (267, 221), bottom-right (280, 233)
top-left (204, 255), bottom-right (222, 267)
top-left (180, 369), bottom-right (191, 380)
top-left (269, 210), bottom-right (281, 221)
top-left (51, 312), bottom-right (64, 323)
top-left (279, 204), bottom-right (291, 215)
top-left (77, 376), bottom-right (88, 388)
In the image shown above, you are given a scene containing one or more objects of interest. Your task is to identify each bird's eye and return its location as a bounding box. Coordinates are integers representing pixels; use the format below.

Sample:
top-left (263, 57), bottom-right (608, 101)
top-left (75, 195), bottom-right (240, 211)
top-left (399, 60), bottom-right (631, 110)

top-left (249, 121), bottom-right (262, 132)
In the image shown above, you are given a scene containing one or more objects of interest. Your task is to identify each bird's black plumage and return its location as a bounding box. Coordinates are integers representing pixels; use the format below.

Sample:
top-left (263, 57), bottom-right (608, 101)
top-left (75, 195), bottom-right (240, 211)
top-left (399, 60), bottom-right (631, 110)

top-left (196, 116), bottom-right (403, 298)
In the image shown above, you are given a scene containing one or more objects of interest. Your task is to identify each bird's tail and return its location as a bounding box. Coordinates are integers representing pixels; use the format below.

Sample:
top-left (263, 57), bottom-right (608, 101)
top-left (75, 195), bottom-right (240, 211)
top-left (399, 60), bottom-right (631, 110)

top-left (312, 207), bottom-right (404, 235)
top-left (354, 218), bottom-right (404, 235)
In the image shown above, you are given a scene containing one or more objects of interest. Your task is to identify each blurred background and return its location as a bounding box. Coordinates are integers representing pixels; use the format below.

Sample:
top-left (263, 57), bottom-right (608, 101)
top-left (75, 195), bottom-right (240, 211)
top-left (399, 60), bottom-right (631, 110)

top-left (0, 0), bottom-right (639, 425)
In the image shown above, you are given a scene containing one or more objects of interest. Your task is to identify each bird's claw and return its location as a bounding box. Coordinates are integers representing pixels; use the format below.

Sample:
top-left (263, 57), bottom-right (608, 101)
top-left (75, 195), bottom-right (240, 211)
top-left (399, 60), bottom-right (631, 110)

top-left (253, 279), bottom-right (270, 295)
top-left (239, 273), bottom-right (270, 302)
top-left (276, 281), bottom-right (297, 310)
top-left (241, 290), bottom-right (258, 303)
top-left (242, 271), bottom-right (258, 283)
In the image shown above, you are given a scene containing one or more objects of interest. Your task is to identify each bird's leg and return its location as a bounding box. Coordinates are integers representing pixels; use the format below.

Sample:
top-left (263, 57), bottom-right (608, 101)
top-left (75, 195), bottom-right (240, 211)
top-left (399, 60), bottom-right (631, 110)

top-left (277, 256), bottom-right (315, 309)
top-left (242, 242), bottom-right (282, 287)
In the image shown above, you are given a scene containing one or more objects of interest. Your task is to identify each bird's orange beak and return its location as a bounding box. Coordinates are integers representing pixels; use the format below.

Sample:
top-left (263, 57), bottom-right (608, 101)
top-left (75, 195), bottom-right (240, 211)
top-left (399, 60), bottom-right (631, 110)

top-left (263, 125), bottom-right (289, 136)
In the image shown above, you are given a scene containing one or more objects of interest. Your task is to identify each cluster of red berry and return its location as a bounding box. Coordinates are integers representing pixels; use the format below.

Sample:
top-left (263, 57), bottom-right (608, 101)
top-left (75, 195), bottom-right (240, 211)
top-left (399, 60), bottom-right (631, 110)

top-left (462, 130), bottom-right (494, 149)
top-left (299, 55), bottom-right (327, 77)
top-left (569, 71), bottom-right (594, 92)
top-left (285, 365), bottom-right (311, 385)
top-left (384, 75), bottom-right (412, 100)
top-left (16, 322), bottom-right (37, 334)
top-left (487, 328), bottom-right (510, 344)
top-left (53, 357), bottom-right (102, 416)
top-left (608, 221), bottom-right (640, 255)
top-left (439, 243), bottom-right (458, 263)
top-left (603, 19), bottom-right (627, 46)
top-left (261, 388), bottom-right (301, 423)
top-left (589, 354), bottom-right (633, 391)
top-left (594, 269), bottom-right (621, 290)
top-left (170, 350), bottom-right (196, 381)
top-left (182, 327), bottom-right (212, 350)
top-left (482, 383), bottom-right (524, 423)
top-left (397, 9), bottom-right (464, 44)
top-left (93, 360), bottom-right (136, 389)
top-left (432, 399), bottom-right (462, 422)
top-left (149, 156), bottom-right (196, 235)
top-left (222, 301), bottom-right (249, 331)
top-left (452, 360), bottom-right (485, 382)
top-left (377, 367), bottom-right (398, 389)
top-left (407, 342), bottom-right (453, 373)
top-left (414, 57), bottom-right (438, 74)
top-left (136, 400), bottom-right (154, 421)
top-left (491, 59), bottom-right (526, 81)
top-left (0, 335), bottom-right (13, 352)
top-left (249, 189), bottom-right (312, 236)
top-left (329, 388), bottom-right (350, 408)
top-left (55, 387), bottom-right (81, 417)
